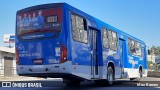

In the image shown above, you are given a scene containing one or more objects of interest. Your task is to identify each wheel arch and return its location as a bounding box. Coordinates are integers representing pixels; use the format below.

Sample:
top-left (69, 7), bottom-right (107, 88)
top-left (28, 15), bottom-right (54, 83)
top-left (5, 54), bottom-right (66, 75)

top-left (139, 65), bottom-right (143, 72)
top-left (107, 61), bottom-right (115, 79)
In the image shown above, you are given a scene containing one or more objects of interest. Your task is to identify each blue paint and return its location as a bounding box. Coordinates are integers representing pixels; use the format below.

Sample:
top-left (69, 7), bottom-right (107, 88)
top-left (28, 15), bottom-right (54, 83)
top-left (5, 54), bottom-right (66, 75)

top-left (15, 3), bottom-right (148, 74)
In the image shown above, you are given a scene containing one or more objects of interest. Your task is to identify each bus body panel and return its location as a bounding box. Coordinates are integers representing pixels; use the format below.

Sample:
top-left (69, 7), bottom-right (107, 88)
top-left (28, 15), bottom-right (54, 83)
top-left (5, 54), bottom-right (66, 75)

top-left (16, 3), bottom-right (148, 80)
top-left (16, 4), bottom-right (69, 75)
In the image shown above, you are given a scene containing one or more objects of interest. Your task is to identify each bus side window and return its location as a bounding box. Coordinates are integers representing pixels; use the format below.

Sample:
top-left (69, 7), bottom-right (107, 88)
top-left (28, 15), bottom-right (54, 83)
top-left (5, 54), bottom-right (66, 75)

top-left (112, 31), bottom-right (118, 51)
top-left (128, 38), bottom-right (142, 57)
top-left (141, 47), bottom-right (145, 59)
top-left (128, 38), bottom-right (136, 55)
top-left (108, 30), bottom-right (118, 51)
top-left (71, 14), bottom-right (81, 42)
top-left (80, 30), bottom-right (88, 43)
top-left (102, 27), bottom-right (109, 48)
top-left (135, 42), bottom-right (142, 57)
top-left (71, 13), bottom-right (88, 43)
top-left (81, 19), bottom-right (88, 43)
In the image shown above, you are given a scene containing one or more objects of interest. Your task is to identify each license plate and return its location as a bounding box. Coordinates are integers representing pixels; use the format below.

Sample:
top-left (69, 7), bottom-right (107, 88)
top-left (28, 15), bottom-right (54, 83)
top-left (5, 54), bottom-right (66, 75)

top-left (33, 59), bottom-right (43, 64)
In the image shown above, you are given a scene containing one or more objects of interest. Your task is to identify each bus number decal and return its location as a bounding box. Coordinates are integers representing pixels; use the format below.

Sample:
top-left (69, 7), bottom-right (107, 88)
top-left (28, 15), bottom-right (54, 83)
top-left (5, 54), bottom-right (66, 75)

top-left (48, 59), bottom-right (59, 64)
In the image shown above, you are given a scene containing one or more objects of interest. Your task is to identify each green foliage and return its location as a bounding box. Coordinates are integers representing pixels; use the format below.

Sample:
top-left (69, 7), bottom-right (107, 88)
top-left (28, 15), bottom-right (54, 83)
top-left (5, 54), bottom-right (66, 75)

top-left (157, 64), bottom-right (160, 69)
top-left (148, 61), bottom-right (153, 68)
top-left (150, 45), bottom-right (160, 56)
top-left (148, 61), bottom-right (152, 65)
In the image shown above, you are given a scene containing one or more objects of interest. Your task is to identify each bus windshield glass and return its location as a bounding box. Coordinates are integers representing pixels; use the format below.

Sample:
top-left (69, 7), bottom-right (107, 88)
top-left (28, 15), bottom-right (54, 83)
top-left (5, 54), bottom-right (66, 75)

top-left (16, 7), bottom-right (62, 39)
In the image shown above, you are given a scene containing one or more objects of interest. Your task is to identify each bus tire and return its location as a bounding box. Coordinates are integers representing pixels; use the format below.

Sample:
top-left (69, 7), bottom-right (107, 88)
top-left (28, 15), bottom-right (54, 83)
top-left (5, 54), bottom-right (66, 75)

top-left (107, 66), bottom-right (114, 85)
top-left (136, 70), bottom-right (143, 81)
top-left (63, 79), bottom-right (81, 86)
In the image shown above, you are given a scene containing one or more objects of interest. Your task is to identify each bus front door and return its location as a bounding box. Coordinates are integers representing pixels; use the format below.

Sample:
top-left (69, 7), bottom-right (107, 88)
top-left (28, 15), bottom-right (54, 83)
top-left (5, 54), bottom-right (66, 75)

top-left (119, 38), bottom-right (125, 78)
top-left (90, 29), bottom-right (99, 79)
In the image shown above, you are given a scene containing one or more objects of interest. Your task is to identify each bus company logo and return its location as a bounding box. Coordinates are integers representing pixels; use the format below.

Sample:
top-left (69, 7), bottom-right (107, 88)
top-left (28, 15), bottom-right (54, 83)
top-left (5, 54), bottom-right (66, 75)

top-left (129, 59), bottom-right (138, 68)
top-left (2, 82), bottom-right (12, 87)
top-left (18, 44), bottom-right (24, 50)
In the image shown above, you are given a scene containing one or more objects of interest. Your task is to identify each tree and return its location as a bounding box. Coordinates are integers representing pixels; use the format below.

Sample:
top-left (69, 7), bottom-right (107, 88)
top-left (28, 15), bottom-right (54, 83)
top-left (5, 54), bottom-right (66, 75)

top-left (157, 46), bottom-right (160, 56)
top-left (157, 64), bottom-right (160, 69)
top-left (150, 45), bottom-right (160, 56)
top-left (150, 45), bottom-right (156, 55)
top-left (148, 61), bottom-right (153, 68)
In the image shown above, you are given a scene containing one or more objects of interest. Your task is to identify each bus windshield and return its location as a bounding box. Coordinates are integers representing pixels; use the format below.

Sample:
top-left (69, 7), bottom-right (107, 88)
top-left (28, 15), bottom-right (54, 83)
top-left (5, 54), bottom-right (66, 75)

top-left (16, 7), bottom-right (62, 39)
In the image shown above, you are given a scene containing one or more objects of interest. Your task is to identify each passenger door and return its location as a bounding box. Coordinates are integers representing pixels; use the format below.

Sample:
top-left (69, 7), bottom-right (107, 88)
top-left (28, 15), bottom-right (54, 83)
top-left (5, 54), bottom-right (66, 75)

top-left (89, 28), bottom-right (99, 78)
top-left (119, 38), bottom-right (125, 78)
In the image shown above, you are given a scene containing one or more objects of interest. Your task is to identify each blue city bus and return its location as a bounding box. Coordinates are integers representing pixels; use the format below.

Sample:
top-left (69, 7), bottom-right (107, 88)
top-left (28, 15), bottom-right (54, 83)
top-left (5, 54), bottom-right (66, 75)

top-left (15, 3), bottom-right (148, 85)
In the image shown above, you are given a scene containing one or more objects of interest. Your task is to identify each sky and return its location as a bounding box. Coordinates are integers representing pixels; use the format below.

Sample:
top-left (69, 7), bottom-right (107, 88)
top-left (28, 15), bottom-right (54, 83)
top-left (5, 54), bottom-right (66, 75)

top-left (0, 0), bottom-right (160, 48)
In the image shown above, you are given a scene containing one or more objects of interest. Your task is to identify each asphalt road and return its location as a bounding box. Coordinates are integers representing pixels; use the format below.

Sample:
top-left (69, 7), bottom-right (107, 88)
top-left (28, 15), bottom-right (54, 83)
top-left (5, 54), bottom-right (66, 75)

top-left (0, 77), bottom-right (160, 90)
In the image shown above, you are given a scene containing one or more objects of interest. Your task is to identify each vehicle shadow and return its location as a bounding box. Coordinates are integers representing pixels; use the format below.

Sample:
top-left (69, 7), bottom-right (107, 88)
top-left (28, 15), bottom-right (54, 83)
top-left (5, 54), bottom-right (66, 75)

top-left (44, 80), bottom-right (143, 90)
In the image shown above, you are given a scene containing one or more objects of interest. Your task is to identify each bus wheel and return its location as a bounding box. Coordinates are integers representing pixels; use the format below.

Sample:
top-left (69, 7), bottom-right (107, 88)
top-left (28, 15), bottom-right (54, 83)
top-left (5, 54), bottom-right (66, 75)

top-left (136, 70), bottom-right (142, 81)
top-left (63, 79), bottom-right (81, 86)
top-left (107, 66), bottom-right (114, 85)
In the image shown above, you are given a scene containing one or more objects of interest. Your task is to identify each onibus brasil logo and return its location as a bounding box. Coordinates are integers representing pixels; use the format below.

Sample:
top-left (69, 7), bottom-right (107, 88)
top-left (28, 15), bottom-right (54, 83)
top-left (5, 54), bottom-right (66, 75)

top-left (1, 82), bottom-right (42, 88)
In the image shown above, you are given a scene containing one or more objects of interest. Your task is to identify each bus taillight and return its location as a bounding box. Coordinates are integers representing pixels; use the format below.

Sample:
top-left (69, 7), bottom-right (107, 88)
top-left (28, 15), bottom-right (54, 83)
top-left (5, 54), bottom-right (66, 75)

top-left (16, 47), bottom-right (20, 65)
top-left (60, 45), bottom-right (67, 63)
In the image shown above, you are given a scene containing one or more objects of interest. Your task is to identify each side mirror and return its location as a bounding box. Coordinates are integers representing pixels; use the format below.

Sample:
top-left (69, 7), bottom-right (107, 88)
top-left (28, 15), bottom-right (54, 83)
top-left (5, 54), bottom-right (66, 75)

top-left (148, 49), bottom-right (151, 55)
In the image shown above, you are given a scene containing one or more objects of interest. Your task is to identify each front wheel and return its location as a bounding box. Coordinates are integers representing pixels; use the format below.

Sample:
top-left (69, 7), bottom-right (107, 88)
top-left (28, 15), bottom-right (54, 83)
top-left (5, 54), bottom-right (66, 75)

top-left (107, 66), bottom-right (114, 85)
top-left (137, 70), bottom-right (143, 81)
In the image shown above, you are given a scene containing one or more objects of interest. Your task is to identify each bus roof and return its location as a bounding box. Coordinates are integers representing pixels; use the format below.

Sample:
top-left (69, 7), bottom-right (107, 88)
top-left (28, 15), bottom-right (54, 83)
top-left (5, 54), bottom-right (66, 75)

top-left (17, 3), bottom-right (145, 45)
top-left (17, 3), bottom-right (64, 14)
top-left (64, 3), bottom-right (145, 45)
